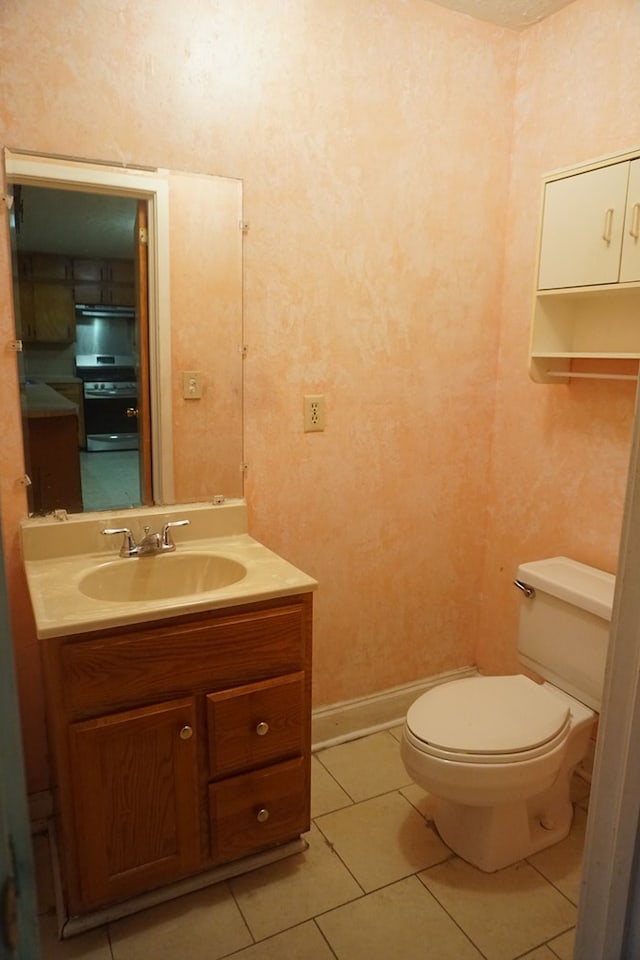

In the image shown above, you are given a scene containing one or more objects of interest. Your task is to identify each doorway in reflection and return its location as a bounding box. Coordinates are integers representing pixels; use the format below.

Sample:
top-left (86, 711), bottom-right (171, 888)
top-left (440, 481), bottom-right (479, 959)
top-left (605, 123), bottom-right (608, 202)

top-left (11, 184), bottom-right (148, 514)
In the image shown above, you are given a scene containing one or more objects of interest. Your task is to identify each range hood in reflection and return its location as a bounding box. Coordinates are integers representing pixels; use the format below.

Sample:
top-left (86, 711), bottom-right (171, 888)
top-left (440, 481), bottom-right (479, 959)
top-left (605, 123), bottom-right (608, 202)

top-left (75, 304), bottom-right (136, 322)
top-left (75, 304), bottom-right (137, 361)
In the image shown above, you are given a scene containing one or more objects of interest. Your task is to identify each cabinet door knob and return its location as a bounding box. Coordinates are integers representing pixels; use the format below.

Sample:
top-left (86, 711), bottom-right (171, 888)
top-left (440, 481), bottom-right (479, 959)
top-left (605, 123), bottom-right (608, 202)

top-left (255, 721), bottom-right (270, 737)
top-left (179, 725), bottom-right (193, 740)
top-left (256, 808), bottom-right (270, 823)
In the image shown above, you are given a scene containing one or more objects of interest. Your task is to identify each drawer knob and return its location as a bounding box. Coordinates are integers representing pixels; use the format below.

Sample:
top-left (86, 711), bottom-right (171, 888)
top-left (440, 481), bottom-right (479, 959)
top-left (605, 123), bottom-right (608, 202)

top-left (179, 725), bottom-right (193, 740)
top-left (256, 808), bottom-right (270, 823)
top-left (255, 721), bottom-right (270, 737)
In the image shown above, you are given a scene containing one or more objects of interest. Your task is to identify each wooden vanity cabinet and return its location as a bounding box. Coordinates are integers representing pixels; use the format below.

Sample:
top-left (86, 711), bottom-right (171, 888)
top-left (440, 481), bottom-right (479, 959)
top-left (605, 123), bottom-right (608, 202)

top-left (41, 594), bottom-right (312, 917)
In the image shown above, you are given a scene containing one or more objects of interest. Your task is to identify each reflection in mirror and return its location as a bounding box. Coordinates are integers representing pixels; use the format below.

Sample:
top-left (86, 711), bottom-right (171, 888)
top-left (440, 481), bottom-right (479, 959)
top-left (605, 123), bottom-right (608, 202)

top-left (12, 186), bottom-right (147, 513)
top-left (5, 152), bottom-right (244, 515)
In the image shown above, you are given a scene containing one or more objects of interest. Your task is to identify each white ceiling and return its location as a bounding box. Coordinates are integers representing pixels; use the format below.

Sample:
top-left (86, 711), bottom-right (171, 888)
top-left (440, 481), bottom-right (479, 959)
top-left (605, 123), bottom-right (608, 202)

top-left (428, 0), bottom-right (577, 30)
top-left (15, 186), bottom-right (137, 258)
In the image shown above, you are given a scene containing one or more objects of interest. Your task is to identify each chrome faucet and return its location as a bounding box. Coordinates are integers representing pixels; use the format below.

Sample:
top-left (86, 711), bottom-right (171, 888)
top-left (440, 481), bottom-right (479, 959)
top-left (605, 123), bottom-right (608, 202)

top-left (102, 519), bottom-right (190, 557)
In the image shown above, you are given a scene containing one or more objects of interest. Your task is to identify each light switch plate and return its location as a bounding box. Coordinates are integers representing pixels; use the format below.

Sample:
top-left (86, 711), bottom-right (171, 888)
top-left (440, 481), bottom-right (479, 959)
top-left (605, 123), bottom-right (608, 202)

top-left (183, 371), bottom-right (203, 399)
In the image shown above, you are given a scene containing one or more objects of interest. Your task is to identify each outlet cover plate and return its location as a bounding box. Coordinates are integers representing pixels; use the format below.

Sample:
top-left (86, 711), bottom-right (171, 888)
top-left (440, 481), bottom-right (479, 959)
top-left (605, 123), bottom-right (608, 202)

top-left (303, 394), bottom-right (325, 432)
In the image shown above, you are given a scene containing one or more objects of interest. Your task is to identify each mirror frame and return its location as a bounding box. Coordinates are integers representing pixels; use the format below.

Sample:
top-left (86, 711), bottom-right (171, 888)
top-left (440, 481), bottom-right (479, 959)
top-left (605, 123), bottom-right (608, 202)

top-left (4, 148), bottom-right (174, 505)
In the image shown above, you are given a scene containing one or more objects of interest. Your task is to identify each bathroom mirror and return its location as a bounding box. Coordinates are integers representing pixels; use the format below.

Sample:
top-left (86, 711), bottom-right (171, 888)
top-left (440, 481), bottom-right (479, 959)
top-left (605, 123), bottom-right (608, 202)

top-left (5, 150), bottom-right (244, 514)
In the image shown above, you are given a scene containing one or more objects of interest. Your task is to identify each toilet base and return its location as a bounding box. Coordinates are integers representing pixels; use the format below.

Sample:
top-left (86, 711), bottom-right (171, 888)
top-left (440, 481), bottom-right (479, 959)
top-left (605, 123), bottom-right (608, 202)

top-left (433, 771), bottom-right (575, 872)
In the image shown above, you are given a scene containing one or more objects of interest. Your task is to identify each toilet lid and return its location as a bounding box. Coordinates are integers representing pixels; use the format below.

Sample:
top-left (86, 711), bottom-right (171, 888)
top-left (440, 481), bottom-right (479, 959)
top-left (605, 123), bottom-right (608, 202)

top-left (406, 676), bottom-right (570, 756)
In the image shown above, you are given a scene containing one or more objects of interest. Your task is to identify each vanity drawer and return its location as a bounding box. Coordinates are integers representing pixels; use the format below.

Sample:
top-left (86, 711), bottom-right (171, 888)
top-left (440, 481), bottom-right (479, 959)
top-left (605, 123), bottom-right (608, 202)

top-left (207, 672), bottom-right (305, 778)
top-left (208, 757), bottom-right (309, 863)
top-left (60, 602), bottom-right (308, 718)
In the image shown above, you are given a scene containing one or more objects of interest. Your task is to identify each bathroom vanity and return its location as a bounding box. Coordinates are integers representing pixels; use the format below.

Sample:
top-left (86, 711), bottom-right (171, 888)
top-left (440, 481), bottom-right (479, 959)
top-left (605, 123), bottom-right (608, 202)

top-left (21, 502), bottom-right (316, 931)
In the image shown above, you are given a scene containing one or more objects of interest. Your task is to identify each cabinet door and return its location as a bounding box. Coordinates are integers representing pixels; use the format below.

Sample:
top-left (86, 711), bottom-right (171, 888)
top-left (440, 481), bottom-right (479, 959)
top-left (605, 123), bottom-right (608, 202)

top-left (538, 162), bottom-right (630, 290)
top-left (32, 283), bottom-right (75, 341)
top-left (104, 283), bottom-right (135, 306)
top-left (30, 253), bottom-right (72, 280)
top-left (72, 258), bottom-right (103, 282)
top-left (620, 158), bottom-right (640, 282)
top-left (107, 260), bottom-right (135, 284)
top-left (68, 697), bottom-right (200, 911)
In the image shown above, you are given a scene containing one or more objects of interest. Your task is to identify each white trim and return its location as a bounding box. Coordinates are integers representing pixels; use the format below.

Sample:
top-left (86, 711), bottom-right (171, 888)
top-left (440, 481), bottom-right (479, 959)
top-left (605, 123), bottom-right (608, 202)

top-left (27, 789), bottom-right (52, 833)
top-left (3, 149), bottom-right (174, 504)
top-left (575, 383), bottom-right (640, 957)
top-left (311, 667), bottom-right (478, 751)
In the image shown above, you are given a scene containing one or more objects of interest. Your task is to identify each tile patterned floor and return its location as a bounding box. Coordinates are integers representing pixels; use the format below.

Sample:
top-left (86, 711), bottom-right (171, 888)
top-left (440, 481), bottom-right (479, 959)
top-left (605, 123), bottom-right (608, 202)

top-left (35, 727), bottom-right (589, 960)
top-left (80, 450), bottom-right (141, 512)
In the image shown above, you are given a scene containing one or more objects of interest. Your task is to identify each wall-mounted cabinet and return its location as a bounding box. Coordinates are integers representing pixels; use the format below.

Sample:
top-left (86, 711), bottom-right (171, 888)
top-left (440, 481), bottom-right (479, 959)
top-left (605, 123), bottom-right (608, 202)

top-left (18, 278), bottom-right (75, 343)
top-left (73, 257), bottom-right (135, 306)
top-left (530, 150), bottom-right (640, 383)
top-left (17, 253), bottom-right (136, 342)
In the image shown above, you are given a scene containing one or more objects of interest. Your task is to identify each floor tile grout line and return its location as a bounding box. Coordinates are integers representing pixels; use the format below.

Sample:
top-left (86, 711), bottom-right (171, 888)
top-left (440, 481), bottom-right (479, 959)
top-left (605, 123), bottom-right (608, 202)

top-left (311, 817), bottom-right (369, 897)
top-left (313, 780), bottom-right (418, 812)
top-left (107, 923), bottom-right (116, 960)
top-left (226, 876), bottom-right (260, 952)
top-left (525, 856), bottom-right (581, 909)
top-left (415, 860), bottom-right (577, 960)
top-left (312, 917), bottom-right (341, 960)
top-left (510, 922), bottom-right (575, 960)
top-left (413, 866), bottom-right (491, 960)
top-left (312, 753), bottom-right (359, 805)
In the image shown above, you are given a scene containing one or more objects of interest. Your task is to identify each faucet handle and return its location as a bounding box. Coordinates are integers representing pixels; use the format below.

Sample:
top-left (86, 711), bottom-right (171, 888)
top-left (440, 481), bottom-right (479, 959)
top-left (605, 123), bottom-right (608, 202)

top-left (161, 519), bottom-right (190, 549)
top-left (102, 527), bottom-right (137, 557)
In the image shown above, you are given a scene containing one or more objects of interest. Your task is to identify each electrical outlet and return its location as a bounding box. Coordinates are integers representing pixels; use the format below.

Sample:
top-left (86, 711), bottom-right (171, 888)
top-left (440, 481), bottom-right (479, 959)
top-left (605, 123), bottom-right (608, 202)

top-left (182, 371), bottom-right (203, 399)
top-left (303, 394), bottom-right (325, 432)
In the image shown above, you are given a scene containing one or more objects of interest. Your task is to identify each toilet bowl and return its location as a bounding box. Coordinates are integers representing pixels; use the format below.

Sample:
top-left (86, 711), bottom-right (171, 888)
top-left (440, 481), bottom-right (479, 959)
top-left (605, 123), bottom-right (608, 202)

top-left (401, 675), bottom-right (595, 871)
top-left (400, 557), bottom-right (614, 872)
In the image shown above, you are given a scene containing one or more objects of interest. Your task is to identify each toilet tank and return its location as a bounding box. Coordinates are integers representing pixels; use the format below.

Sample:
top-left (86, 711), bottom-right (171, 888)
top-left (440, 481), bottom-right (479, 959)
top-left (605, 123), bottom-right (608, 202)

top-left (516, 557), bottom-right (615, 711)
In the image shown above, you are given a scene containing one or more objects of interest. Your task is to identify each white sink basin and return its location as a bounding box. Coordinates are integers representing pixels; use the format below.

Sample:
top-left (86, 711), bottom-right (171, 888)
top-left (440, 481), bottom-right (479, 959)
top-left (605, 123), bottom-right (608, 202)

top-left (78, 552), bottom-right (247, 602)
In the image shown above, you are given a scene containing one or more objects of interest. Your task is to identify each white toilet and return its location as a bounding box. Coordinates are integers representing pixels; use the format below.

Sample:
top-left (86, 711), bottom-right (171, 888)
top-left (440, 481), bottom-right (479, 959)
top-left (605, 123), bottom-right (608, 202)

top-left (400, 556), bottom-right (615, 872)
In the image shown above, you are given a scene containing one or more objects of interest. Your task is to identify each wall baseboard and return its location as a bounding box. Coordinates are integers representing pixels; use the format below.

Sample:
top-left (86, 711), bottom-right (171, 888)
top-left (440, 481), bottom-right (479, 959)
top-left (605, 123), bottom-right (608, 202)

top-left (311, 666), bottom-right (478, 751)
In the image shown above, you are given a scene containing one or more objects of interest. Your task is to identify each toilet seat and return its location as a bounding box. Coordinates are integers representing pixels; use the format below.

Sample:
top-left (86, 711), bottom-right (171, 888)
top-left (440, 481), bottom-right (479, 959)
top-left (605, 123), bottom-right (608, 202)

top-left (405, 675), bottom-right (571, 765)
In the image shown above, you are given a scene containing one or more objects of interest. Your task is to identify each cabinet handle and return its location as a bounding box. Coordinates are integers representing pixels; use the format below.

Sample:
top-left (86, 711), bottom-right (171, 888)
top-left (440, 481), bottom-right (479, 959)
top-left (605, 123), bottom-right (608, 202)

top-left (255, 721), bottom-right (270, 737)
top-left (256, 808), bottom-right (270, 823)
top-left (179, 725), bottom-right (193, 740)
top-left (602, 207), bottom-right (614, 244)
top-left (630, 202), bottom-right (640, 240)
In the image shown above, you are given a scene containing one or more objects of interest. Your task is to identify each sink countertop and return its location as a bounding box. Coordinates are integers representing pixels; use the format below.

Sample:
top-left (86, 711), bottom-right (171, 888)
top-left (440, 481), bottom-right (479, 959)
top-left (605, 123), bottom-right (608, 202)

top-left (24, 533), bottom-right (318, 639)
top-left (21, 502), bottom-right (317, 640)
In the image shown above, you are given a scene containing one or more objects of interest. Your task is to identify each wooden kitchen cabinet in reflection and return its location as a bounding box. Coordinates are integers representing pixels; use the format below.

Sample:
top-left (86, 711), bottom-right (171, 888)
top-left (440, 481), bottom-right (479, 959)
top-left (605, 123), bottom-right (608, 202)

top-left (73, 257), bottom-right (135, 306)
top-left (26, 412), bottom-right (83, 514)
top-left (45, 380), bottom-right (86, 448)
top-left (19, 280), bottom-right (75, 342)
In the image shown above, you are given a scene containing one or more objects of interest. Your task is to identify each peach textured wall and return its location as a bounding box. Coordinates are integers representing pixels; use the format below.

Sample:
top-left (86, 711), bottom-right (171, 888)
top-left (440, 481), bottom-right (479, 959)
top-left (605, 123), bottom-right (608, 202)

top-left (0, 0), bottom-right (635, 795)
top-left (476, 0), bottom-right (640, 673)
